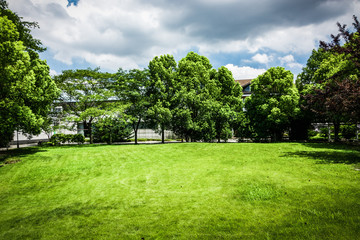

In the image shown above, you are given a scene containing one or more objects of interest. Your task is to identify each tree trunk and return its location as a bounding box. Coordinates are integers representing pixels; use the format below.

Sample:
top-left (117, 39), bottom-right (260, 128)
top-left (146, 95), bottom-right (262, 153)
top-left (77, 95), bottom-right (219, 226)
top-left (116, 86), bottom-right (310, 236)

top-left (161, 126), bottom-right (165, 144)
top-left (89, 121), bottom-right (93, 144)
top-left (134, 118), bottom-right (141, 145)
top-left (16, 129), bottom-right (19, 149)
top-left (134, 129), bottom-right (137, 144)
top-left (109, 126), bottom-right (112, 145)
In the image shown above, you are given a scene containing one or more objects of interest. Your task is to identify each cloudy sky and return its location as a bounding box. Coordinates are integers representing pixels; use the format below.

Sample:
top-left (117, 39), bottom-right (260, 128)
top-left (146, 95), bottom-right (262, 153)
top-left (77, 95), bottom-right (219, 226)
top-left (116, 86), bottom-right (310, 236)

top-left (9, 0), bottom-right (360, 78)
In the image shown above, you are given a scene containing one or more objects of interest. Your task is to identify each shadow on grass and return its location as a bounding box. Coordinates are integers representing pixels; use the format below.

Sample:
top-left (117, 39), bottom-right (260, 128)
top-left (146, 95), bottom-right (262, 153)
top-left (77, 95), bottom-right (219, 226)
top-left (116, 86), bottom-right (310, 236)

top-left (6, 202), bottom-right (94, 226)
top-left (283, 142), bottom-right (360, 165)
top-left (282, 142), bottom-right (360, 165)
top-left (299, 142), bottom-right (360, 151)
top-left (283, 150), bottom-right (360, 164)
top-left (0, 147), bottom-right (47, 167)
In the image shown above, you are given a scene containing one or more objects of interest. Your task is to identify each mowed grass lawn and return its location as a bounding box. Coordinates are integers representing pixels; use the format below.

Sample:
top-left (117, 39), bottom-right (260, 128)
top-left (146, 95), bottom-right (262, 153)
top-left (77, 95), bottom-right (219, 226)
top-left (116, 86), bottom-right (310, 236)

top-left (0, 143), bottom-right (360, 239)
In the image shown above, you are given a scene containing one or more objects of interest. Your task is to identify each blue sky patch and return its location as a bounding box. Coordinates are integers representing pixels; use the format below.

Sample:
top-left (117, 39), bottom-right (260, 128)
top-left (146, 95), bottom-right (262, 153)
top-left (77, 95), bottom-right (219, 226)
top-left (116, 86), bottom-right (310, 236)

top-left (67, 0), bottom-right (79, 7)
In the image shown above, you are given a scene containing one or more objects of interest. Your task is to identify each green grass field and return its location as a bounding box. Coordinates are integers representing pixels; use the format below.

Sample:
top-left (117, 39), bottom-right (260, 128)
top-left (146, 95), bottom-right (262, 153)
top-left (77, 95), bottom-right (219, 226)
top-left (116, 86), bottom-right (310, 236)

top-left (0, 143), bottom-right (360, 239)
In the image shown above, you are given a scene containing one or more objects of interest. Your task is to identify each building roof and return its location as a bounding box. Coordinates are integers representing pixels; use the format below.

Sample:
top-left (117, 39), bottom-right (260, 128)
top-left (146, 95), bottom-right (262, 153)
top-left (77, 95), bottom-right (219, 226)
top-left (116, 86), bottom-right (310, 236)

top-left (234, 79), bottom-right (252, 87)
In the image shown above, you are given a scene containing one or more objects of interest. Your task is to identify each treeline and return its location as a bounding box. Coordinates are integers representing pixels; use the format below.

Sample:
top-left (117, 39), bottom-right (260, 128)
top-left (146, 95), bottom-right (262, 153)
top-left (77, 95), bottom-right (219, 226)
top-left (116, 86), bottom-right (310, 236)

top-left (52, 53), bottom-right (243, 144)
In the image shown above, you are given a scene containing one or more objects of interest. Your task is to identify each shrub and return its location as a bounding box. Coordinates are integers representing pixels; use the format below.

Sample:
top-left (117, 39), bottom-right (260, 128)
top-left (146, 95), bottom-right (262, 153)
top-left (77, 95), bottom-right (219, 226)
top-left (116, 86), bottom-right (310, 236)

top-left (319, 127), bottom-right (334, 139)
top-left (340, 124), bottom-right (358, 140)
top-left (50, 133), bottom-right (85, 145)
top-left (93, 119), bottom-right (133, 144)
top-left (319, 127), bottom-right (329, 138)
top-left (0, 130), bottom-right (13, 148)
top-left (308, 129), bottom-right (318, 137)
top-left (50, 133), bottom-right (64, 145)
top-left (72, 134), bottom-right (85, 144)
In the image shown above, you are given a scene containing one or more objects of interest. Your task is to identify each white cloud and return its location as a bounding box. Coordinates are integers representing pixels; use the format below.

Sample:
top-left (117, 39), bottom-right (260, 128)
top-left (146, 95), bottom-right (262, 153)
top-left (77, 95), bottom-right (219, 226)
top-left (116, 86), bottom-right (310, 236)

top-left (251, 53), bottom-right (273, 64)
top-left (49, 69), bottom-right (58, 76)
top-left (8, 0), bottom-right (360, 73)
top-left (287, 62), bottom-right (303, 69)
top-left (278, 54), bottom-right (303, 70)
top-left (225, 64), bottom-right (266, 79)
top-left (279, 55), bottom-right (295, 64)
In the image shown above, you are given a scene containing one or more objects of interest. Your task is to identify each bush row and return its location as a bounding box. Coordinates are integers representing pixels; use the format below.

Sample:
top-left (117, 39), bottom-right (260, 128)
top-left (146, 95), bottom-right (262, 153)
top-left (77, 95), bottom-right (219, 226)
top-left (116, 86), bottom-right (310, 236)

top-left (308, 124), bottom-right (359, 140)
top-left (50, 133), bottom-right (85, 145)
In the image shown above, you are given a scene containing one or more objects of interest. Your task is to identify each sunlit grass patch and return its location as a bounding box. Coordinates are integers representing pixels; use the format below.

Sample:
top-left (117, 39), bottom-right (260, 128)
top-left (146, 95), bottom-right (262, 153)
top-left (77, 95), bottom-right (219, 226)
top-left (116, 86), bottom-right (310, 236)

top-left (0, 143), bottom-right (359, 239)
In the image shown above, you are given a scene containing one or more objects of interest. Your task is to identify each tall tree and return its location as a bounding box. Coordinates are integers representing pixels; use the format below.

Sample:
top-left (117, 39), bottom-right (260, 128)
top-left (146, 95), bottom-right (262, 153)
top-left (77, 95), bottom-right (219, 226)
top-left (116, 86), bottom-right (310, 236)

top-left (148, 55), bottom-right (177, 143)
top-left (296, 49), bottom-right (332, 90)
top-left (320, 15), bottom-right (360, 73)
top-left (302, 15), bottom-right (360, 141)
top-left (176, 52), bottom-right (219, 142)
top-left (292, 49), bottom-right (332, 140)
top-left (0, 3), bottom-right (59, 147)
top-left (115, 68), bottom-right (149, 144)
top-left (304, 77), bottom-right (360, 141)
top-left (213, 66), bottom-right (243, 142)
top-left (245, 67), bottom-right (299, 142)
top-left (54, 68), bottom-right (115, 144)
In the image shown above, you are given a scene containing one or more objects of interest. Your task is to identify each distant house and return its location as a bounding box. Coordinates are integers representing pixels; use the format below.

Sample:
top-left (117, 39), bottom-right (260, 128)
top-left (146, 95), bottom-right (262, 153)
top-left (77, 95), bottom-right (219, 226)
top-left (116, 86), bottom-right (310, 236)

top-left (235, 79), bottom-right (252, 98)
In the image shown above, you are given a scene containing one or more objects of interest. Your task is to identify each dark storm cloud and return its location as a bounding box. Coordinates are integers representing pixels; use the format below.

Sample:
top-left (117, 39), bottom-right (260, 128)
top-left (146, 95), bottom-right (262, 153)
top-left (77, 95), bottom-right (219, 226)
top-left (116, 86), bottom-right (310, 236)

top-left (143, 0), bottom-right (352, 40)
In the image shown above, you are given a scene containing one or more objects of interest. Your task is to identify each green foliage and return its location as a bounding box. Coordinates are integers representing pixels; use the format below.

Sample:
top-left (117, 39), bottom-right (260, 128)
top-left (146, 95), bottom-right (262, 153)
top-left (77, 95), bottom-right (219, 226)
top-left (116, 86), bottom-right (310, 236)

top-left (235, 117), bottom-right (254, 140)
top-left (50, 133), bottom-right (85, 145)
top-left (308, 129), bottom-right (318, 138)
top-left (50, 134), bottom-right (66, 145)
top-left (245, 67), bottom-right (299, 141)
top-left (93, 118), bottom-right (132, 144)
top-left (115, 68), bottom-right (149, 144)
top-left (0, 129), bottom-right (12, 148)
top-left (0, 7), bottom-right (59, 147)
top-left (294, 49), bottom-right (332, 141)
top-left (319, 127), bottom-right (330, 138)
top-left (174, 52), bottom-right (225, 141)
top-left (71, 134), bottom-right (86, 144)
top-left (146, 52), bottom-right (243, 143)
top-left (340, 124), bottom-right (358, 140)
top-left (212, 66), bottom-right (243, 142)
top-left (296, 48), bottom-right (332, 92)
top-left (0, 0), bottom-right (46, 54)
top-left (298, 16), bottom-right (360, 141)
top-left (147, 54), bottom-right (177, 143)
top-left (54, 68), bottom-right (115, 144)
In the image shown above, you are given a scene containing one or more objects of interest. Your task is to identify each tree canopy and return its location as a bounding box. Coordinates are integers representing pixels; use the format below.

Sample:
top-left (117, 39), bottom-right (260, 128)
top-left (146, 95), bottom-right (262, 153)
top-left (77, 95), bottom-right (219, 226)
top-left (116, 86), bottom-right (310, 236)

top-left (245, 67), bottom-right (299, 141)
top-left (115, 68), bottom-right (149, 144)
top-left (0, 0), bottom-right (45, 54)
top-left (0, 4), bottom-right (58, 147)
top-left (54, 68), bottom-right (115, 144)
top-left (147, 54), bottom-right (177, 143)
top-left (298, 15), bottom-right (360, 141)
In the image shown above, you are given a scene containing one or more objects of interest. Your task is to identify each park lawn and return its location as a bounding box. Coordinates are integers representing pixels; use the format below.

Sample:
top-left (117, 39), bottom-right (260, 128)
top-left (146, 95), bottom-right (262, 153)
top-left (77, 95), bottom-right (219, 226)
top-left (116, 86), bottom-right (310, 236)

top-left (0, 143), bottom-right (359, 239)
